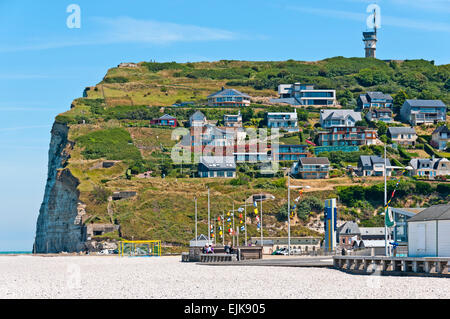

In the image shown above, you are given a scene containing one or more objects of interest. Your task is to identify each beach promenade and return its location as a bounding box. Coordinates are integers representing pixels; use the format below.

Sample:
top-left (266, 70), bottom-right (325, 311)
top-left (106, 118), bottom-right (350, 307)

top-left (0, 255), bottom-right (449, 299)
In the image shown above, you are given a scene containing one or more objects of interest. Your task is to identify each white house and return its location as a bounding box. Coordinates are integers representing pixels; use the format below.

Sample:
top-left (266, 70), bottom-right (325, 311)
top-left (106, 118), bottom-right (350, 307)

top-left (319, 109), bottom-right (362, 128)
top-left (408, 204), bottom-right (450, 257)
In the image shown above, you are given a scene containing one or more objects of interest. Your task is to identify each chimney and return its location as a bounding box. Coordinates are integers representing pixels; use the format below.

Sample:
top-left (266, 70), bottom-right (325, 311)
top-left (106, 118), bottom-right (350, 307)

top-left (221, 86), bottom-right (225, 91)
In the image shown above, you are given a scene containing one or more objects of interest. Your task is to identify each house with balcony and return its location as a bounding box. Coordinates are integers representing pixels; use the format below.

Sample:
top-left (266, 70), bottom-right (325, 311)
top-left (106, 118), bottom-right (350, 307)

top-left (400, 99), bottom-right (447, 125)
top-left (365, 108), bottom-right (393, 123)
top-left (320, 109), bottom-right (362, 128)
top-left (207, 87), bottom-right (251, 107)
top-left (292, 157), bottom-right (330, 179)
top-left (223, 112), bottom-right (243, 127)
top-left (150, 114), bottom-right (178, 128)
top-left (316, 127), bottom-right (377, 147)
top-left (198, 156), bottom-right (236, 178)
top-left (358, 155), bottom-right (392, 177)
top-left (272, 83), bottom-right (336, 106)
top-left (387, 127), bottom-right (417, 146)
top-left (358, 91), bottom-right (393, 109)
top-left (431, 125), bottom-right (450, 151)
top-left (273, 144), bottom-right (310, 161)
top-left (266, 110), bottom-right (299, 132)
top-left (409, 157), bottom-right (450, 180)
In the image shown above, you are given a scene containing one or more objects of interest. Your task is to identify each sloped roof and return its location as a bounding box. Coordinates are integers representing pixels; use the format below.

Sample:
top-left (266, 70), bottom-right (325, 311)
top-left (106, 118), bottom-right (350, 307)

top-left (433, 125), bottom-right (450, 134)
top-left (208, 88), bottom-right (250, 99)
top-left (359, 227), bottom-right (385, 236)
top-left (156, 114), bottom-right (176, 120)
top-left (338, 221), bottom-right (360, 235)
top-left (405, 99), bottom-right (446, 107)
top-left (190, 110), bottom-right (206, 122)
top-left (408, 205), bottom-right (450, 222)
top-left (360, 155), bottom-right (391, 167)
top-left (366, 91), bottom-right (393, 101)
top-left (299, 157), bottom-right (330, 165)
top-left (320, 109), bottom-right (362, 122)
top-left (388, 127), bottom-right (416, 135)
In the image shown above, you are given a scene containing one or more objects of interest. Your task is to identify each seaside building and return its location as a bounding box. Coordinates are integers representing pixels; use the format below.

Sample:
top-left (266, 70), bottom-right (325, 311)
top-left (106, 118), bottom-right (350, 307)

top-left (409, 157), bottom-right (450, 180)
top-left (408, 204), bottom-right (450, 257)
top-left (365, 108), bottom-right (393, 123)
top-left (273, 144), bottom-right (310, 161)
top-left (316, 127), bottom-right (377, 147)
top-left (273, 83), bottom-right (336, 106)
top-left (292, 157), bottom-right (330, 179)
top-left (400, 99), bottom-right (447, 125)
top-left (320, 109), bottom-right (362, 128)
top-left (198, 156), bottom-right (236, 178)
top-left (189, 110), bottom-right (208, 127)
top-left (150, 114), bottom-right (178, 128)
top-left (266, 110), bottom-right (299, 132)
top-left (251, 237), bottom-right (321, 255)
top-left (223, 112), bottom-right (243, 127)
top-left (431, 125), bottom-right (450, 151)
top-left (357, 155), bottom-right (392, 177)
top-left (387, 127), bottom-right (417, 146)
top-left (358, 92), bottom-right (393, 109)
top-left (207, 87), bottom-right (251, 107)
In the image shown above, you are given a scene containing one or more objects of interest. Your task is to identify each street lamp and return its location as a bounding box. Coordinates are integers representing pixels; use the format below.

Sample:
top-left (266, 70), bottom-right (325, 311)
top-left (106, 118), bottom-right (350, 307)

top-left (287, 172), bottom-right (310, 256)
top-left (383, 143), bottom-right (413, 256)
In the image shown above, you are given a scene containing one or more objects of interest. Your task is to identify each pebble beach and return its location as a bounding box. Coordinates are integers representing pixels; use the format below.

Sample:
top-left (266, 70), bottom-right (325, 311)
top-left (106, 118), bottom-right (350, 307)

top-left (0, 255), bottom-right (449, 299)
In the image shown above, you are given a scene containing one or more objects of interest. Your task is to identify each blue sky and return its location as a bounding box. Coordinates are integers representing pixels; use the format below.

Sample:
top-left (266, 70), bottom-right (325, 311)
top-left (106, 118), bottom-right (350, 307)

top-left (0, 0), bottom-right (449, 251)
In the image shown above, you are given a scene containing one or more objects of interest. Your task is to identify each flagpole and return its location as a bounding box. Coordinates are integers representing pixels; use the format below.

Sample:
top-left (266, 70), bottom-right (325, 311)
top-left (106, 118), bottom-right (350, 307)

top-left (260, 195), bottom-right (263, 248)
top-left (208, 187), bottom-right (211, 243)
top-left (195, 197), bottom-right (198, 246)
top-left (244, 200), bottom-right (247, 246)
top-left (384, 143), bottom-right (388, 257)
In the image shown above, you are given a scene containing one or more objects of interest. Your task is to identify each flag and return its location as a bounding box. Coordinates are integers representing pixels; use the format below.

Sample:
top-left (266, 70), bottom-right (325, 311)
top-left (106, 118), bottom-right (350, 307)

top-left (257, 223), bottom-right (261, 229)
top-left (239, 213), bottom-right (243, 219)
top-left (253, 201), bottom-right (257, 207)
top-left (240, 220), bottom-right (243, 224)
top-left (238, 207), bottom-right (244, 213)
top-left (219, 231), bottom-right (223, 236)
top-left (240, 226), bottom-right (245, 231)
top-left (217, 216), bottom-right (221, 221)
top-left (254, 208), bottom-right (258, 215)
top-left (385, 207), bottom-right (395, 227)
top-left (227, 212), bottom-right (230, 217)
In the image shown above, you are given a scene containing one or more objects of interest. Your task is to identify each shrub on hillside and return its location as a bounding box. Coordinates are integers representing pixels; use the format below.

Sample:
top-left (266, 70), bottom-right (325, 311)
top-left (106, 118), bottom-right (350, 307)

top-left (76, 128), bottom-right (142, 161)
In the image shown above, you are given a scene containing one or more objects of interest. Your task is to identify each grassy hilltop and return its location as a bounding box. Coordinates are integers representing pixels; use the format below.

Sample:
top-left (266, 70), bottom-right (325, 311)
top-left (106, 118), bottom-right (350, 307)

top-left (54, 57), bottom-right (450, 250)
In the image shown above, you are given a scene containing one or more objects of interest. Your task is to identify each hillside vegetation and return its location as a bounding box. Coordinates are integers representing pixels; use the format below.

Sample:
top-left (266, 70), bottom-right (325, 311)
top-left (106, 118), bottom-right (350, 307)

top-left (54, 57), bottom-right (449, 249)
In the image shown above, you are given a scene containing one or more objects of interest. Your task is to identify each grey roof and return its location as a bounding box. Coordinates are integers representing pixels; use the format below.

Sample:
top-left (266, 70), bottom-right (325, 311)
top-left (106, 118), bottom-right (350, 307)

top-left (359, 94), bottom-right (368, 104)
top-left (366, 91), bottom-right (393, 101)
top-left (356, 240), bottom-right (386, 248)
top-left (199, 156), bottom-right (236, 170)
top-left (388, 127), bottom-right (416, 135)
top-left (320, 109), bottom-right (362, 122)
top-left (299, 157), bottom-right (330, 165)
top-left (433, 125), bottom-right (450, 134)
top-left (208, 88), bottom-right (250, 99)
top-left (405, 99), bottom-right (446, 108)
top-left (359, 227), bottom-right (385, 236)
top-left (409, 158), bottom-right (450, 170)
top-left (190, 110), bottom-right (206, 122)
top-left (157, 114), bottom-right (176, 120)
top-left (338, 221), bottom-right (360, 235)
top-left (408, 205), bottom-right (450, 222)
top-left (359, 155), bottom-right (391, 167)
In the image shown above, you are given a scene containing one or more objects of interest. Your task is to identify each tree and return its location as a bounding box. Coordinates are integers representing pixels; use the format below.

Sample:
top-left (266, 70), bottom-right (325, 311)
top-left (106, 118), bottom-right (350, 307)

top-left (393, 89), bottom-right (408, 114)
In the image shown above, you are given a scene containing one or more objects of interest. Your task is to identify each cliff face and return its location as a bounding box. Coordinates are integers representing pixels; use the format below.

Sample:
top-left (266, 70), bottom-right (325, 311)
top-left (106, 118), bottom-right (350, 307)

top-left (34, 123), bottom-right (84, 253)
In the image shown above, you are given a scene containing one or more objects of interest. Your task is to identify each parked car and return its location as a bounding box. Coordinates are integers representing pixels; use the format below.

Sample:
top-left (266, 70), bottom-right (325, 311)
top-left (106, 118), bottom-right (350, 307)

top-left (272, 248), bottom-right (288, 255)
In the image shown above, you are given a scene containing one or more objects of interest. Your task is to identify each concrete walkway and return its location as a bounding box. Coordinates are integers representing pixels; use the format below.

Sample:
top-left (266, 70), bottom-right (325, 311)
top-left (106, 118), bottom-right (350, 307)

top-left (199, 256), bottom-right (334, 268)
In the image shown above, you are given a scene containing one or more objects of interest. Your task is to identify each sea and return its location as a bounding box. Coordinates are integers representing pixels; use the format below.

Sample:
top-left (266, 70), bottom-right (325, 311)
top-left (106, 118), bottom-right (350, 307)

top-left (0, 251), bottom-right (32, 255)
